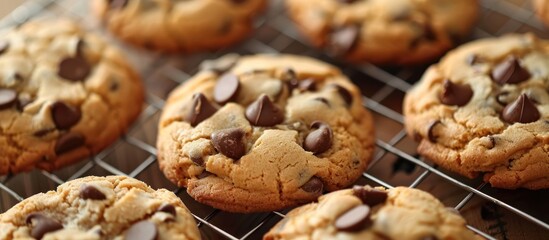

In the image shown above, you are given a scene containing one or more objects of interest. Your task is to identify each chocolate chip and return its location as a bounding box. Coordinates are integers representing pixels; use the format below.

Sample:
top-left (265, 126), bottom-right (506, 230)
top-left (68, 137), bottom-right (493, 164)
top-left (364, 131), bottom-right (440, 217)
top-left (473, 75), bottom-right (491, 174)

top-left (495, 91), bottom-right (510, 106)
top-left (466, 54), bottom-right (481, 65)
top-left (124, 220), bottom-right (157, 240)
top-left (109, 0), bottom-right (128, 9)
top-left (352, 186), bottom-right (388, 207)
top-left (51, 101), bottom-right (81, 130)
top-left (427, 120), bottom-right (442, 142)
top-left (501, 93), bottom-right (540, 124)
top-left (34, 129), bottom-right (54, 137)
top-left (281, 68), bottom-right (297, 82)
top-left (304, 121), bottom-right (333, 155)
top-left (186, 93), bottom-right (218, 127)
top-left (245, 94), bottom-right (284, 126)
top-left (298, 79), bottom-right (316, 92)
top-left (335, 205), bottom-right (371, 232)
top-left (230, 0), bottom-right (247, 4)
top-left (214, 73), bottom-right (240, 104)
top-left (491, 56), bottom-right (530, 85)
top-left (211, 128), bottom-right (246, 160)
top-left (197, 171), bottom-right (211, 179)
top-left (190, 156), bottom-right (204, 166)
top-left (439, 80), bottom-right (473, 106)
top-left (331, 84), bottom-right (353, 106)
top-left (79, 184), bottom-right (106, 200)
top-left (328, 25), bottom-right (359, 57)
top-left (313, 97), bottom-right (330, 106)
top-left (110, 80), bottom-right (119, 92)
top-left (0, 41), bottom-right (8, 55)
top-left (55, 132), bottom-right (85, 155)
top-left (301, 176), bottom-right (323, 193)
top-left (488, 136), bottom-right (496, 149)
top-left (26, 213), bottom-right (63, 239)
top-left (157, 203), bottom-right (176, 216)
top-left (410, 22), bottom-right (436, 48)
top-left (0, 88), bottom-right (17, 110)
top-left (58, 56), bottom-right (91, 82)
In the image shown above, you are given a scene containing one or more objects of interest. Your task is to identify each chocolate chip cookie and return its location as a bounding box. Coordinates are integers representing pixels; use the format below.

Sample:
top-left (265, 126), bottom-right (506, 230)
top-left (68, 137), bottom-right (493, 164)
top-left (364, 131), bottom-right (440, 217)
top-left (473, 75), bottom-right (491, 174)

top-left (285, 0), bottom-right (479, 65)
top-left (0, 19), bottom-right (144, 174)
top-left (0, 176), bottom-right (200, 240)
top-left (157, 54), bottom-right (375, 212)
top-left (404, 33), bottom-right (549, 189)
top-left (92, 0), bottom-right (266, 52)
top-left (264, 185), bottom-right (481, 240)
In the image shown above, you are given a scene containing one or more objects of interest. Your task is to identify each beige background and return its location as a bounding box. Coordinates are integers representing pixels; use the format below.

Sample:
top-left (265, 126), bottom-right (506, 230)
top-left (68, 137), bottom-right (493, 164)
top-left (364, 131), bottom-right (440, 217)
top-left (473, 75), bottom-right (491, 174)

top-left (0, 0), bottom-right (25, 18)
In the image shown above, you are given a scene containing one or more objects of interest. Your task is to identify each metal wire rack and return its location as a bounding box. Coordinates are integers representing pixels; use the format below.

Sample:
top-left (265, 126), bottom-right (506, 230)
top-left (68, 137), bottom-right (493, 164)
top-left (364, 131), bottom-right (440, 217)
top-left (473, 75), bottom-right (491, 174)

top-left (1, 0), bottom-right (548, 239)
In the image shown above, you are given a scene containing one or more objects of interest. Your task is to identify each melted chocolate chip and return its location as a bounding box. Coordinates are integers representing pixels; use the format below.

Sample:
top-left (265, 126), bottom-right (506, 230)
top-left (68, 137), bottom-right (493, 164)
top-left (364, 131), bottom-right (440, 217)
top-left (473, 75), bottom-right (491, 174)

top-left (51, 101), bottom-right (81, 130)
top-left (26, 213), bottom-right (63, 239)
top-left (58, 56), bottom-right (91, 82)
top-left (124, 221), bottom-right (157, 240)
top-left (491, 56), bottom-right (531, 85)
top-left (214, 73), bottom-right (240, 104)
top-left (301, 176), bottom-right (324, 193)
top-left (439, 80), bottom-right (473, 106)
top-left (0, 88), bottom-right (17, 110)
top-left (331, 84), bottom-right (353, 107)
top-left (109, 0), bottom-right (128, 9)
top-left (501, 93), bottom-right (540, 124)
top-left (427, 120), bottom-right (442, 143)
top-left (157, 203), bottom-right (176, 216)
top-left (352, 186), bottom-right (388, 207)
top-left (211, 128), bottom-right (246, 160)
top-left (55, 132), bottom-right (85, 155)
top-left (335, 205), bottom-right (371, 232)
top-left (187, 93), bottom-right (218, 127)
top-left (298, 79), bottom-right (316, 91)
top-left (0, 41), bottom-right (9, 55)
top-left (328, 25), bottom-right (359, 57)
top-left (304, 121), bottom-right (333, 155)
top-left (245, 94), bottom-right (284, 126)
top-left (79, 185), bottom-right (106, 200)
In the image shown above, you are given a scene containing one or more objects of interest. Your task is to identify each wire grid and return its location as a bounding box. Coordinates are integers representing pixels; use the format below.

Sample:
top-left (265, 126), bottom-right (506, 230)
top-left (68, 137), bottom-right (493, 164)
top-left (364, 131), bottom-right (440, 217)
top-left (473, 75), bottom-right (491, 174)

top-left (1, 0), bottom-right (549, 239)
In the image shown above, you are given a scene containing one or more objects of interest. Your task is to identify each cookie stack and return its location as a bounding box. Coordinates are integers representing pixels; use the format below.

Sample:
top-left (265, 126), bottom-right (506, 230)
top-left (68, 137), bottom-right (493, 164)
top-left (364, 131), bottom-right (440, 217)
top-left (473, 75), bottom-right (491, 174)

top-left (5, 0), bottom-right (547, 239)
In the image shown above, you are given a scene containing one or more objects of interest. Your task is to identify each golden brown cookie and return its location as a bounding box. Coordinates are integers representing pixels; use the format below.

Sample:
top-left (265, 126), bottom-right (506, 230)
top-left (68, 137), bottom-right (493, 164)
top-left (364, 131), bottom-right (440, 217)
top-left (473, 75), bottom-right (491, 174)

top-left (157, 54), bottom-right (375, 212)
top-left (0, 19), bottom-right (143, 175)
top-left (92, 0), bottom-right (267, 52)
top-left (285, 0), bottom-right (479, 65)
top-left (404, 33), bottom-right (549, 189)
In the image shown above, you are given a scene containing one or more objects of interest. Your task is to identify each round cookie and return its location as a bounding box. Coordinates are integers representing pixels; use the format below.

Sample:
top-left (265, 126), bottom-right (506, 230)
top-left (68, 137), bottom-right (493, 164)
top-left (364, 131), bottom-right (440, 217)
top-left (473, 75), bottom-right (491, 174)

top-left (0, 176), bottom-right (200, 240)
top-left (404, 33), bottom-right (549, 189)
top-left (157, 54), bottom-right (375, 212)
top-left (0, 19), bottom-right (144, 174)
top-left (92, 0), bottom-right (267, 52)
top-left (264, 185), bottom-right (481, 240)
top-left (285, 0), bottom-right (479, 65)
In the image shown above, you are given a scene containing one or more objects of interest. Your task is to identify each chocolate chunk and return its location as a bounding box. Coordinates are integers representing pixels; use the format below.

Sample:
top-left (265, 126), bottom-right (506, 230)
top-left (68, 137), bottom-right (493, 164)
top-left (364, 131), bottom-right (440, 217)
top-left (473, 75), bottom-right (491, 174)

top-left (328, 25), bottom-right (359, 57)
top-left (335, 205), bottom-right (371, 232)
top-left (55, 132), bottom-right (85, 155)
top-left (79, 184), bottom-right (106, 200)
top-left (495, 91), bottom-right (510, 106)
top-left (352, 186), bottom-right (388, 207)
top-left (157, 203), bottom-right (176, 216)
top-left (26, 213), bottom-right (63, 239)
top-left (298, 79), bottom-right (316, 91)
top-left (0, 88), bottom-right (17, 110)
top-left (190, 156), bottom-right (204, 166)
top-left (245, 94), bottom-right (284, 126)
top-left (501, 93), bottom-right (540, 124)
top-left (427, 120), bottom-right (442, 142)
top-left (51, 101), bottom-right (81, 130)
top-left (214, 73), bottom-right (240, 104)
top-left (439, 80), bottom-right (473, 106)
top-left (211, 128), bottom-right (246, 160)
top-left (488, 136), bottom-right (496, 149)
top-left (331, 84), bottom-right (353, 107)
top-left (197, 171), bottom-right (211, 179)
top-left (58, 56), bottom-right (91, 82)
top-left (491, 56), bottom-right (531, 85)
top-left (304, 121), bottom-right (333, 155)
top-left (301, 176), bottom-right (323, 193)
top-left (187, 93), bottom-right (218, 127)
top-left (124, 220), bottom-right (157, 240)
top-left (109, 0), bottom-right (128, 9)
top-left (313, 97), bottom-right (330, 106)
top-left (0, 41), bottom-right (9, 55)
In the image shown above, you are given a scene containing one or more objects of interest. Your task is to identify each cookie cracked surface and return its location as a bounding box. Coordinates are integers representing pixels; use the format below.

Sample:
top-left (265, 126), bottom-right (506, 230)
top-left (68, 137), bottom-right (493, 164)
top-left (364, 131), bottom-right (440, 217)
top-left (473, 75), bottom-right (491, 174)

top-left (0, 176), bottom-right (200, 240)
top-left (0, 19), bottom-right (143, 175)
top-left (285, 0), bottom-right (478, 65)
top-left (404, 34), bottom-right (549, 189)
top-left (264, 185), bottom-right (480, 240)
top-left (157, 54), bottom-right (375, 212)
top-left (92, 0), bottom-right (267, 52)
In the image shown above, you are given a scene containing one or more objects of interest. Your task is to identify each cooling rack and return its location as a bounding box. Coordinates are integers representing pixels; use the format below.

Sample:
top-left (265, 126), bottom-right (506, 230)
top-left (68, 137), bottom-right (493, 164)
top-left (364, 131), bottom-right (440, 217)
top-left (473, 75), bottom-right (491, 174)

top-left (1, 0), bottom-right (548, 239)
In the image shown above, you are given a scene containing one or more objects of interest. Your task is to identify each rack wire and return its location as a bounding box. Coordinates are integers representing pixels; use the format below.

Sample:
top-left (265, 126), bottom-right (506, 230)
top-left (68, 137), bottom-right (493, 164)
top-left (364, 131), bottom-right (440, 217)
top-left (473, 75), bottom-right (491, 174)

top-left (1, 0), bottom-right (548, 239)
